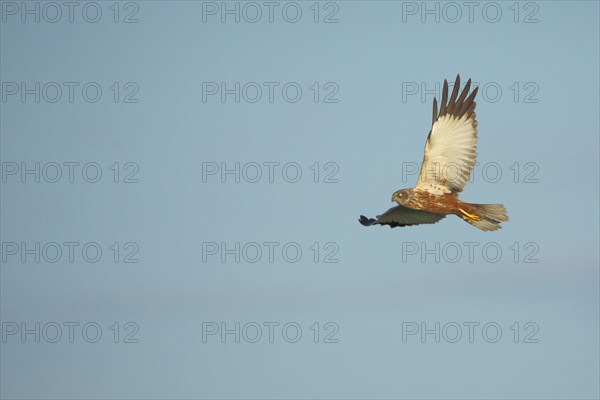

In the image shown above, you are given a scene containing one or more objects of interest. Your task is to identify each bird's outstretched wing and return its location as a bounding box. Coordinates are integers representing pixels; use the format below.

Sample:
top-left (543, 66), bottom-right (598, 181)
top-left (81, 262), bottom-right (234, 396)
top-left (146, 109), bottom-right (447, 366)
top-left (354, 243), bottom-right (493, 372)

top-left (359, 205), bottom-right (446, 228)
top-left (415, 75), bottom-right (479, 195)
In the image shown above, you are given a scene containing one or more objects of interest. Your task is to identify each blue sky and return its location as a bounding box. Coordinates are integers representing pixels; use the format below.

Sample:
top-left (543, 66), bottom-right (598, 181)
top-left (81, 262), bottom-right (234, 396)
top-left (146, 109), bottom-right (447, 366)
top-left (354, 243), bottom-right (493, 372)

top-left (1, 1), bottom-right (599, 398)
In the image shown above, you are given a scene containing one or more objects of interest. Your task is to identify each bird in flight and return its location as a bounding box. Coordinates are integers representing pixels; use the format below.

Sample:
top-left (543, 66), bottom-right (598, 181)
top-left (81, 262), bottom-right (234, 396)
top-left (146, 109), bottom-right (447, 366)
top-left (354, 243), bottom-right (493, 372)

top-left (359, 75), bottom-right (508, 231)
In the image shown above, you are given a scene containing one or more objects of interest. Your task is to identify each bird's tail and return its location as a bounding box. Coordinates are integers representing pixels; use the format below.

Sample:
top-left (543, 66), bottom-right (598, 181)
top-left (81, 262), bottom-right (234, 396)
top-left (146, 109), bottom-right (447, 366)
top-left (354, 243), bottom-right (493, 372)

top-left (458, 203), bottom-right (509, 231)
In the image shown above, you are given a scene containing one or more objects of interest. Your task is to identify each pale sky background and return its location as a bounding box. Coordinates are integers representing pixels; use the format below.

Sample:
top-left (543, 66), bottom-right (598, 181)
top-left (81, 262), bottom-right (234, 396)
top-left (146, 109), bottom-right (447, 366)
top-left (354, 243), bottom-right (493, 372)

top-left (1, 1), bottom-right (599, 399)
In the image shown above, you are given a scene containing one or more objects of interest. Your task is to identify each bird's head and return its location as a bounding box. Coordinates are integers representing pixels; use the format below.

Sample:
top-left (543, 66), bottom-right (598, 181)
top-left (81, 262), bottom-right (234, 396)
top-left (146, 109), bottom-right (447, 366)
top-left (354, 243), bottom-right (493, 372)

top-left (391, 189), bottom-right (410, 206)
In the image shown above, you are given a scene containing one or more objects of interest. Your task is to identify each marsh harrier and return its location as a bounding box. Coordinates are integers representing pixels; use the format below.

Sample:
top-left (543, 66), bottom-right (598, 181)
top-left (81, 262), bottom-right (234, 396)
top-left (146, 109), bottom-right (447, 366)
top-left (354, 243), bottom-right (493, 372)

top-left (359, 75), bottom-right (508, 231)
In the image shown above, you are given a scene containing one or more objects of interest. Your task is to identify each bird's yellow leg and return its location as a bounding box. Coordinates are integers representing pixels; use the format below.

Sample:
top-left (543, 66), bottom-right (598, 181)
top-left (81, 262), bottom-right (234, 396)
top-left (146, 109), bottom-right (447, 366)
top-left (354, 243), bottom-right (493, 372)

top-left (458, 208), bottom-right (482, 221)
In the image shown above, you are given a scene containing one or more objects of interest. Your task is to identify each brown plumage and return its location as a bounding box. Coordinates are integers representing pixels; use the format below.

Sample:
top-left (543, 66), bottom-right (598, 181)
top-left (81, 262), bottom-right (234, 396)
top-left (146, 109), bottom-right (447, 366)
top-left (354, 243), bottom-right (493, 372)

top-left (359, 74), bottom-right (509, 231)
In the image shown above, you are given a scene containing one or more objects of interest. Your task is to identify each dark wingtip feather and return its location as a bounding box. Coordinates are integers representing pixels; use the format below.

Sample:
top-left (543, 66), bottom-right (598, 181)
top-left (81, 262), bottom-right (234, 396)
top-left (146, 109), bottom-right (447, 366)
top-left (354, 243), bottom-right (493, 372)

top-left (454, 78), bottom-right (472, 116)
top-left (446, 75), bottom-right (461, 115)
top-left (436, 75), bottom-right (479, 120)
top-left (439, 80), bottom-right (449, 116)
top-left (359, 215), bottom-right (376, 226)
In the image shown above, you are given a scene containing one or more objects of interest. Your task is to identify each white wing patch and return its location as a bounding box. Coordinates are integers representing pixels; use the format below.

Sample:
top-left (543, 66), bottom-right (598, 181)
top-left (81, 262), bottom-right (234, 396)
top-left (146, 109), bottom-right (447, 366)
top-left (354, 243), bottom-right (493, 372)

top-left (416, 113), bottom-right (478, 194)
